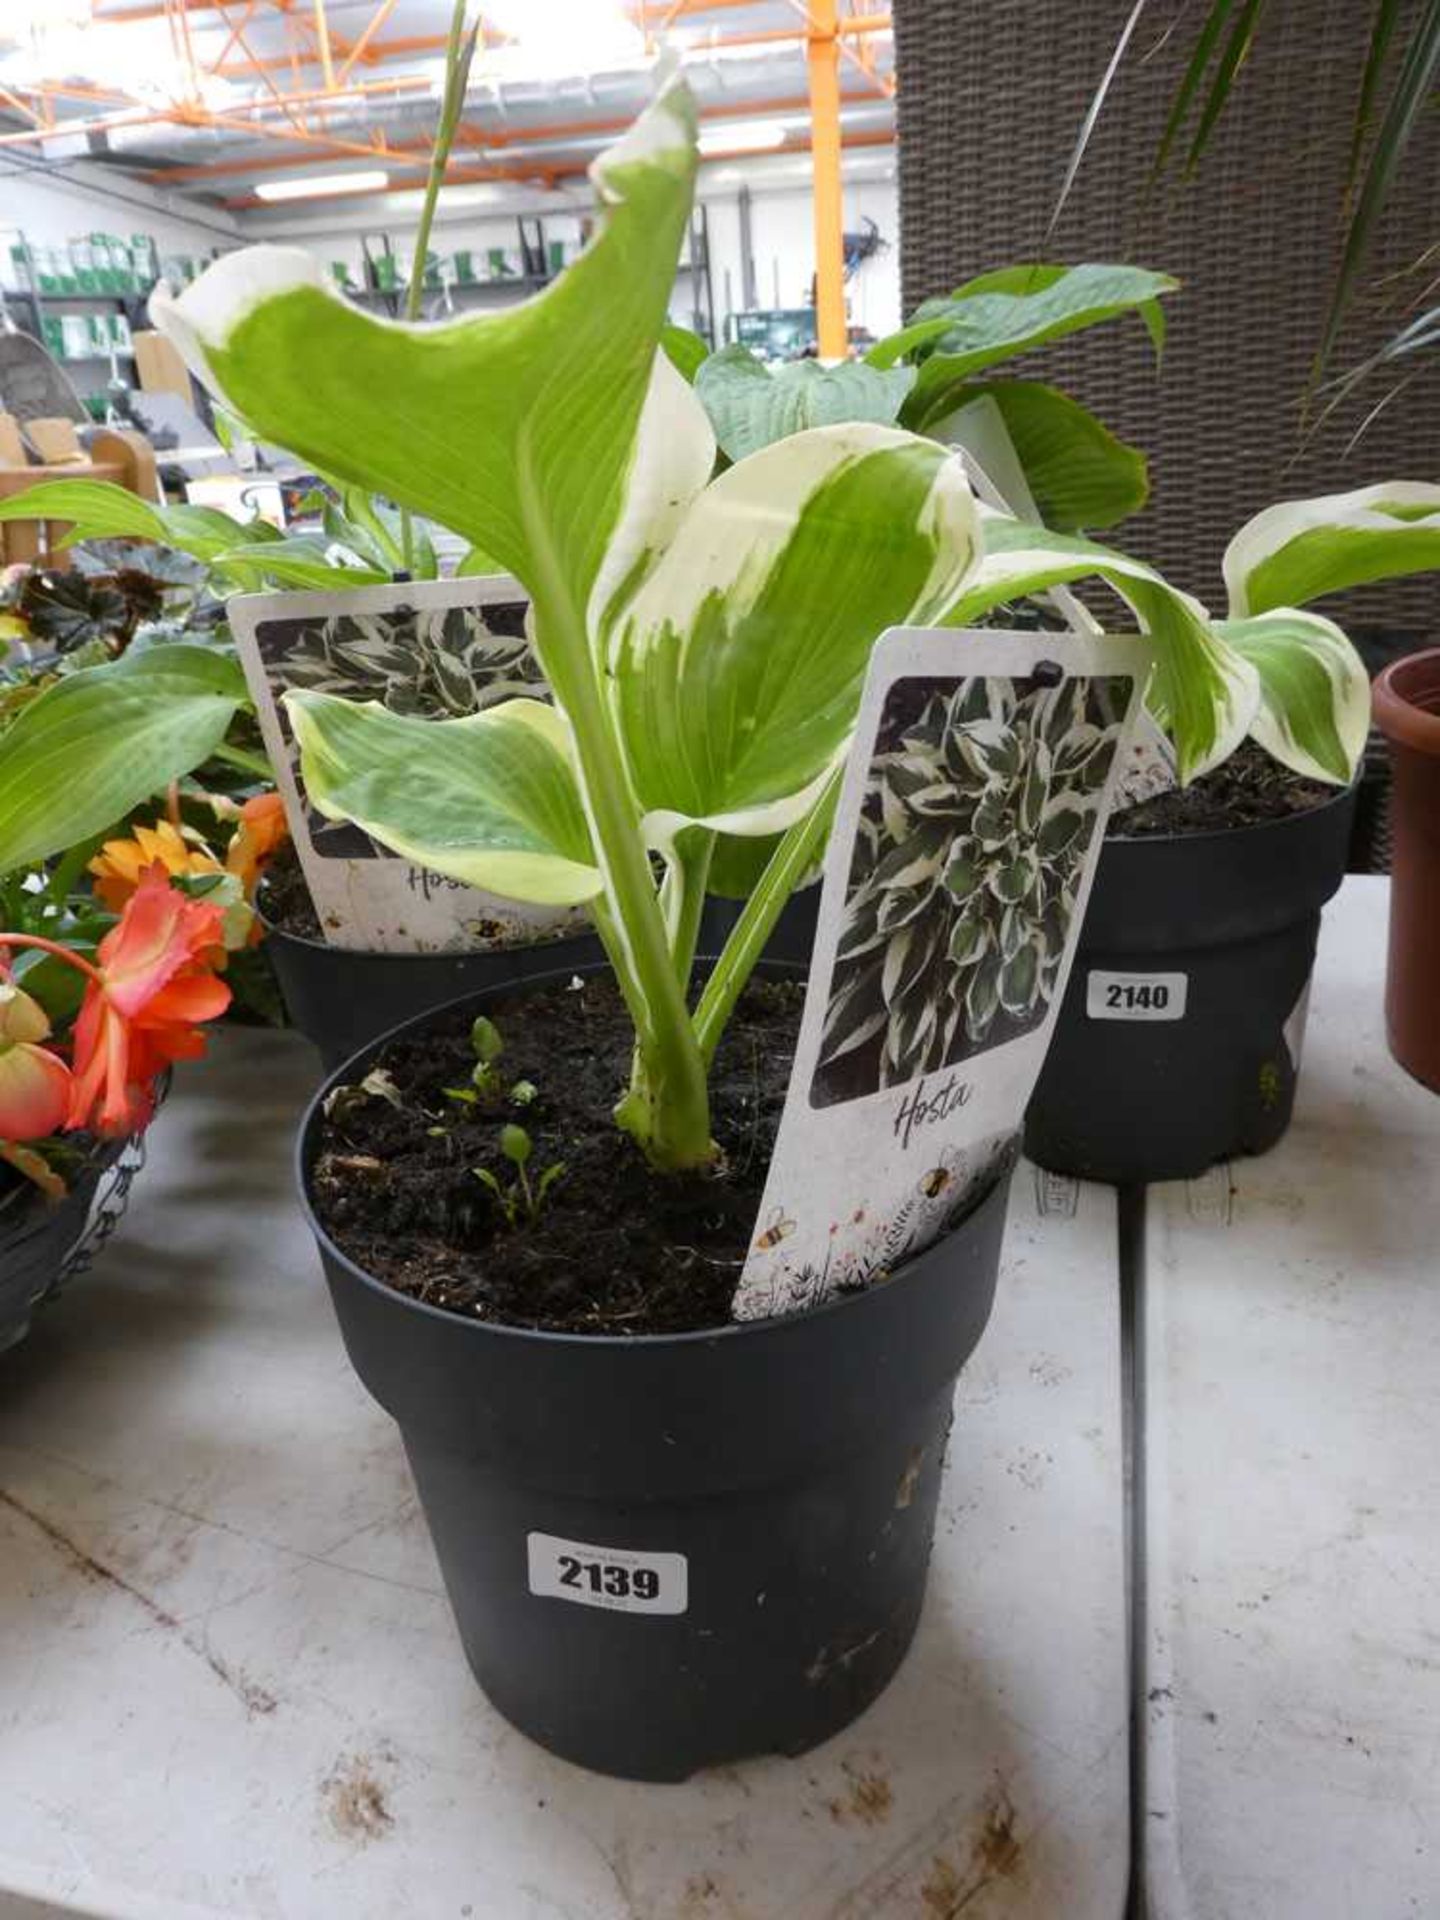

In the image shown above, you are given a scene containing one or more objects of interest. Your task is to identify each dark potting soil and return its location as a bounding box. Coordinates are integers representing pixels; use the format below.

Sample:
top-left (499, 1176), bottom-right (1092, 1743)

top-left (310, 974), bottom-right (805, 1336)
top-left (257, 841), bottom-right (325, 940)
top-left (1111, 740), bottom-right (1337, 839)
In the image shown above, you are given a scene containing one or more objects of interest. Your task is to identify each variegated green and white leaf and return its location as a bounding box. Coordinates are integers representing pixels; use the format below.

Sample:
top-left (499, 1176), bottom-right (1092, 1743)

top-left (1223, 481), bottom-right (1440, 616)
top-left (285, 691), bottom-right (600, 906)
top-left (607, 423), bottom-right (980, 847)
top-left (1217, 610), bottom-right (1370, 784)
top-left (149, 82), bottom-right (712, 675)
top-left (947, 510), bottom-right (1259, 781)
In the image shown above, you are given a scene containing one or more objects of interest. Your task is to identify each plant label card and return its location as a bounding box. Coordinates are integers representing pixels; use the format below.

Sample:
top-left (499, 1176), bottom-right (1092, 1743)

top-left (731, 625), bottom-right (1151, 1322)
top-left (231, 574), bottom-right (581, 952)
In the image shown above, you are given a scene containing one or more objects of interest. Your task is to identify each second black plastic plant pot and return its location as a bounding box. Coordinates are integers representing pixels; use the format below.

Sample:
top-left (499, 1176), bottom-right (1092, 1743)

top-left (262, 915), bottom-right (603, 1073)
top-left (297, 969), bottom-right (1013, 1781)
top-left (1024, 785), bottom-right (1356, 1184)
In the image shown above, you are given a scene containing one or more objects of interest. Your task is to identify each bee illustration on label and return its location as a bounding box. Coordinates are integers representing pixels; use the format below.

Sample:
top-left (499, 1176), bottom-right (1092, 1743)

top-left (917, 1151), bottom-right (964, 1201)
top-left (754, 1205), bottom-right (797, 1252)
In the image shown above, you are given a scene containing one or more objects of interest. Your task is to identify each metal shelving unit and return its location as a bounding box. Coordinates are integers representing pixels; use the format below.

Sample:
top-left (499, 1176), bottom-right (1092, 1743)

top-left (346, 215), bottom-right (559, 318)
top-left (674, 204), bottom-right (715, 346)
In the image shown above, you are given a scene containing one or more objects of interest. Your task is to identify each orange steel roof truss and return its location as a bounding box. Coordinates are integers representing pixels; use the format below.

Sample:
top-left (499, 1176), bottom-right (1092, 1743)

top-left (0, 1), bottom-right (892, 204)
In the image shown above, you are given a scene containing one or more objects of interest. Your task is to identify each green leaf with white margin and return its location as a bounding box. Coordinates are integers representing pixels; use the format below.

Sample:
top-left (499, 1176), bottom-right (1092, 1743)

top-left (925, 380), bottom-right (1149, 531)
top-left (285, 691), bottom-right (601, 906)
top-left (694, 344), bottom-right (916, 461)
top-left (0, 478), bottom-right (281, 562)
top-left (147, 79), bottom-right (715, 664)
top-left (865, 263), bottom-right (1178, 423)
top-left (1223, 481), bottom-right (1440, 615)
top-left (608, 424), bottom-right (980, 846)
top-left (946, 509), bottom-right (1259, 781)
top-left (1217, 610), bottom-right (1370, 784)
top-left (0, 645), bottom-right (249, 874)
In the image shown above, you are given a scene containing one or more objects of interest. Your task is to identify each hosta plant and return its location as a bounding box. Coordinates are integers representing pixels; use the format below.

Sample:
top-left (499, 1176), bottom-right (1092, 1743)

top-left (126, 81), bottom-right (1317, 1174)
top-left (816, 672), bottom-right (1128, 1099)
top-left (695, 261), bottom-right (1177, 533)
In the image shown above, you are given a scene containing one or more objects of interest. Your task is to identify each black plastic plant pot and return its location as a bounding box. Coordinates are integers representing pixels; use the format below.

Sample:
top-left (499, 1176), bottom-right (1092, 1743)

top-left (698, 886), bottom-right (819, 967)
top-left (1024, 784), bottom-right (1357, 1184)
top-left (261, 914), bottom-right (603, 1073)
top-left (297, 966), bottom-right (1012, 1781)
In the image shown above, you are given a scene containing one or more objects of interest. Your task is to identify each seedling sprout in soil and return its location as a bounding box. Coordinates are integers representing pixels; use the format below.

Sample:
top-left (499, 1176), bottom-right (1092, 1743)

top-left (473, 1124), bottom-right (566, 1231)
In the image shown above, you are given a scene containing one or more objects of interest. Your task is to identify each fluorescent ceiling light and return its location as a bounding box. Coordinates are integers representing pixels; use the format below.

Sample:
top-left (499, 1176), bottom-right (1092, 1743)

top-left (255, 171), bottom-right (390, 203)
top-left (698, 119), bottom-right (793, 156)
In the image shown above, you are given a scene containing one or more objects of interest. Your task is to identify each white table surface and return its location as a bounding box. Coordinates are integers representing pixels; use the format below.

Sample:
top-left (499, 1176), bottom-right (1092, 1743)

top-left (1142, 875), bottom-right (1440, 1919)
top-left (0, 1032), bottom-right (1127, 1920)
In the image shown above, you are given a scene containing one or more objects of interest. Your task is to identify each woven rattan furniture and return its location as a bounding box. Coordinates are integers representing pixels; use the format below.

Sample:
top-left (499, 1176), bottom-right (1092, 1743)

top-left (893, 0), bottom-right (1440, 635)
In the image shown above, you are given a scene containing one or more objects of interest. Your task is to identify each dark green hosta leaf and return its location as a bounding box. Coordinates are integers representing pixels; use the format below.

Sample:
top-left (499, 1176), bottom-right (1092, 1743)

top-left (924, 380), bottom-right (1150, 529)
top-left (966, 950), bottom-right (1003, 1040)
top-left (868, 261), bottom-right (1176, 382)
top-left (1039, 805), bottom-right (1087, 855)
top-left (992, 852), bottom-right (1039, 904)
top-left (695, 344), bottom-right (917, 461)
top-left (1000, 942), bottom-right (1042, 1015)
top-left (949, 903), bottom-right (991, 966)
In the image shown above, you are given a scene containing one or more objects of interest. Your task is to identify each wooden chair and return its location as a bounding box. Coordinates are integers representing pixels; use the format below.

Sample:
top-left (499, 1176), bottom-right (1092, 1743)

top-left (0, 412), bottom-right (158, 569)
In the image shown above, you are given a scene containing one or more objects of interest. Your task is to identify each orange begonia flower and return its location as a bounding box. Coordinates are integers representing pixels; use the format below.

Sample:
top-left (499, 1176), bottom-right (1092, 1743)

top-left (67, 865), bottom-right (231, 1138)
top-left (0, 983), bottom-right (72, 1142)
top-left (225, 791), bottom-right (290, 898)
top-left (90, 820), bottom-right (223, 916)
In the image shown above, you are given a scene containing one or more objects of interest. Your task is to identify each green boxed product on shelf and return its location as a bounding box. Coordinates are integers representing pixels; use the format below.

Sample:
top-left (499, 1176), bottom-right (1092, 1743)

top-left (40, 316), bottom-right (65, 360)
top-left (131, 234), bottom-right (157, 288)
top-left (487, 247), bottom-right (509, 279)
top-left (374, 256), bottom-right (398, 291)
top-left (70, 238), bottom-right (98, 292)
top-left (330, 261), bottom-right (350, 288)
top-left (548, 238), bottom-right (565, 274)
top-left (453, 249), bottom-right (475, 283)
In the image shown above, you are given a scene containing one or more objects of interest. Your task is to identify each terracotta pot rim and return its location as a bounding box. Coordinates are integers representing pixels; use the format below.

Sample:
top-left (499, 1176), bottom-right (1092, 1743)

top-left (1374, 647), bottom-right (1440, 756)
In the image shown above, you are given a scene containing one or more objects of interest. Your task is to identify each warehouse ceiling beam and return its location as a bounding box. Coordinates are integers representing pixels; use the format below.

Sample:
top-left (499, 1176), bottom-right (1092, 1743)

top-left (336, 0), bottom-right (401, 82)
top-left (142, 87), bottom-right (885, 181)
top-left (220, 121), bottom-right (894, 206)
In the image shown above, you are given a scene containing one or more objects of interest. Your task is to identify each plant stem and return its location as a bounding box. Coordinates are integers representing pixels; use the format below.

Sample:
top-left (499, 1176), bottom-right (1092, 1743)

top-left (210, 740), bottom-right (273, 780)
top-left (0, 933), bottom-right (104, 986)
top-left (693, 764), bottom-right (843, 1067)
top-left (399, 0), bottom-right (477, 572)
top-left (529, 588), bottom-right (712, 1169)
top-left (662, 826), bottom-right (714, 990)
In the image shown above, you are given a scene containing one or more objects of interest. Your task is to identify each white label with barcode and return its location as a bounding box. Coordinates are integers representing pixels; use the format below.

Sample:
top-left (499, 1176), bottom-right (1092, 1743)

top-left (527, 1531), bottom-right (688, 1614)
top-left (1086, 970), bottom-right (1188, 1021)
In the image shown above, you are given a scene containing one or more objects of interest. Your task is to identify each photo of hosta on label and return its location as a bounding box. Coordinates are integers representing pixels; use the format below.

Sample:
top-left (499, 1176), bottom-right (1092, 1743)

top-left (231, 576), bottom-right (580, 952)
top-left (254, 594), bottom-right (538, 860)
top-left (810, 671), bottom-right (1130, 1107)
